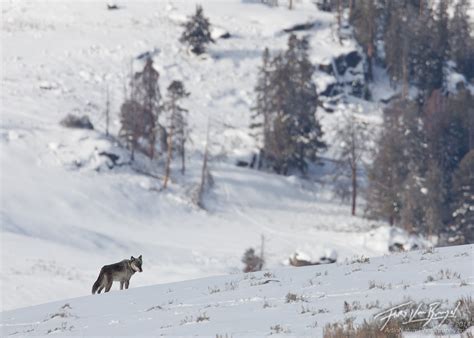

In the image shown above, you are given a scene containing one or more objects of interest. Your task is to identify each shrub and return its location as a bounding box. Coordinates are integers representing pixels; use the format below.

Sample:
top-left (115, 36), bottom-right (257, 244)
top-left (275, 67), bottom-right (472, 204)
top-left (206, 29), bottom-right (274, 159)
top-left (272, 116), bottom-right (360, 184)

top-left (59, 114), bottom-right (94, 130)
top-left (242, 248), bottom-right (264, 273)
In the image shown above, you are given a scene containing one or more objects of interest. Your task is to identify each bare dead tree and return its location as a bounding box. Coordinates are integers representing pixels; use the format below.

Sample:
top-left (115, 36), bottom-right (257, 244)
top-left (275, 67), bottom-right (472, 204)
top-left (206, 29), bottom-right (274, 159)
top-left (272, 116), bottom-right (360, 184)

top-left (105, 85), bottom-right (110, 136)
top-left (163, 123), bottom-right (173, 189)
top-left (333, 108), bottom-right (369, 216)
top-left (337, 0), bottom-right (342, 44)
top-left (197, 118), bottom-right (211, 208)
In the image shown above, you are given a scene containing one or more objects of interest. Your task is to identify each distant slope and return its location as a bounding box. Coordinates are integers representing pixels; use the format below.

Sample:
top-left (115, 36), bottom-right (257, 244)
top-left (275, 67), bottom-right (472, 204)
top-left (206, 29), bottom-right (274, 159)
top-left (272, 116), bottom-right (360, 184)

top-left (2, 0), bottom-right (390, 311)
top-left (1, 245), bottom-right (472, 336)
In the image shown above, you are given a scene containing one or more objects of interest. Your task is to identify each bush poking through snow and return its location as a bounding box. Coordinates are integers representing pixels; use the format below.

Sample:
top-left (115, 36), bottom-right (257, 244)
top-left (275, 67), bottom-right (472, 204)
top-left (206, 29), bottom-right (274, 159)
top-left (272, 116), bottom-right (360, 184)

top-left (180, 312), bottom-right (210, 325)
top-left (343, 300), bottom-right (362, 313)
top-left (180, 316), bottom-right (193, 325)
top-left (423, 246), bottom-right (436, 255)
top-left (425, 269), bottom-right (462, 283)
top-left (368, 280), bottom-right (387, 290)
top-left (448, 296), bottom-right (473, 333)
top-left (242, 248), bottom-right (264, 273)
top-left (270, 324), bottom-right (291, 334)
top-left (365, 300), bottom-right (381, 310)
top-left (285, 292), bottom-right (306, 303)
top-left (196, 312), bottom-right (210, 322)
top-left (350, 255), bottom-right (370, 264)
top-left (323, 317), bottom-right (405, 337)
top-left (263, 271), bottom-right (274, 278)
top-left (59, 114), bottom-right (94, 130)
top-left (208, 286), bottom-right (220, 294)
top-left (263, 298), bottom-right (272, 309)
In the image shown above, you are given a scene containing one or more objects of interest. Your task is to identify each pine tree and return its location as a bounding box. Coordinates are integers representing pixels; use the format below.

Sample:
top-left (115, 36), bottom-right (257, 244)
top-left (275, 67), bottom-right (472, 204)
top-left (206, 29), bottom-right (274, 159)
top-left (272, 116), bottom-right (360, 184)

top-left (180, 5), bottom-right (214, 55)
top-left (265, 53), bottom-right (294, 174)
top-left (350, 0), bottom-right (377, 81)
top-left (251, 47), bottom-right (273, 166)
top-left (423, 162), bottom-right (445, 236)
top-left (130, 58), bottom-right (162, 158)
top-left (383, 1), bottom-right (415, 93)
top-left (285, 35), bottom-right (325, 173)
top-left (451, 150), bottom-right (474, 244)
top-left (450, 0), bottom-right (474, 81)
top-left (366, 101), bottom-right (410, 225)
top-left (400, 173), bottom-right (427, 233)
top-left (425, 89), bottom-right (472, 208)
top-left (252, 35), bottom-right (325, 174)
top-left (409, 4), bottom-right (446, 96)
top-left (400, 161), bottom-right (445, 237)
top-left (163, 80), bottom-right (190, 189)
top-left (119, 100), bottom-right (148, 161)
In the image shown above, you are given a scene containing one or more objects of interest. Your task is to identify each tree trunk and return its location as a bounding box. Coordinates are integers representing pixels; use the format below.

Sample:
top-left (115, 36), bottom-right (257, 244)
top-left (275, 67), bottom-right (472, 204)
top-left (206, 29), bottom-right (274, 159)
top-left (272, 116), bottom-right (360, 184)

top-left (149, 132), bottom-right (156, 159)
top-left (469, 108), bottom-right (474, 150)
top-left (351, 162), bottom-right (357, 216)
top-left (131, 139), bottom-right (135, 162)
top-left (105, 86), bottom-right (110, 137)
top-left (337, 0), bottom-right (342, 44)
top-left (181, 138), bottom-right (186, 174)
top-left (197, 120), bottom-right (210, 208)
top-left (367, 43), bottom-right (374, 82)
top-left (163, 126), bottom-right (173, 189)
top-left (402, 53), bottom-right (408, 98)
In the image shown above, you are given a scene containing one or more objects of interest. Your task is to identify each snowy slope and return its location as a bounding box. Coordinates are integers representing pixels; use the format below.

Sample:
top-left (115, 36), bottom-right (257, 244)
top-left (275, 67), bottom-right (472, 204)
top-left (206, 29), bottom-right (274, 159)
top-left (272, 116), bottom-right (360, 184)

top-left (1, 245), bottom-right (473, 336)
top-left (2, 0), bottom-right (395, 312)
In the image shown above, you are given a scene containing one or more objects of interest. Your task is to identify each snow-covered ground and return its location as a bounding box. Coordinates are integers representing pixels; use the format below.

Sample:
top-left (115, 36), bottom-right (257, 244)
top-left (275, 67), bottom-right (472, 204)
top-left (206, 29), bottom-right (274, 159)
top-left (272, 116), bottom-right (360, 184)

top-left (0, 0), bottom-right (443, 317)
top-left (1, 244), bottom-right (472, 336)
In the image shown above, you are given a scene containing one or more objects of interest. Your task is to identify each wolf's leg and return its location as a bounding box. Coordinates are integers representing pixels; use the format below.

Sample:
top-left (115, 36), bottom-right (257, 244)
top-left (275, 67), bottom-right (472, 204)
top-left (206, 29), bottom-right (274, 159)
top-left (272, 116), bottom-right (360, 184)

top-left (98, 285), bottom-right (104, 294)
top-left (105, 278), bottom-right (113, 292)
top-left (120, 281), bottom-right (124, 290)
top-left (125, 281), bottom-right (129, 289)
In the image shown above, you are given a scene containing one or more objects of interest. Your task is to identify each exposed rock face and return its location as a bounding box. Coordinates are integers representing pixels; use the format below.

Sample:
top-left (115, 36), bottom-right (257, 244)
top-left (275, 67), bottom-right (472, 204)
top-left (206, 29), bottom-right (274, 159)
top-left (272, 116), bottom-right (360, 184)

top-left (319, 50), bottom-right (368, 99)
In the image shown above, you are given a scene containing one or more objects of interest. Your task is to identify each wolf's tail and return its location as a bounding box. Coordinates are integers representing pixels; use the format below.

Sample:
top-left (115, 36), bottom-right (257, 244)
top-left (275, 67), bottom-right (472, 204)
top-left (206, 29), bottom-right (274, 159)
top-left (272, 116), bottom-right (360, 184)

top-left (92, 269), bottom-right (104, 294)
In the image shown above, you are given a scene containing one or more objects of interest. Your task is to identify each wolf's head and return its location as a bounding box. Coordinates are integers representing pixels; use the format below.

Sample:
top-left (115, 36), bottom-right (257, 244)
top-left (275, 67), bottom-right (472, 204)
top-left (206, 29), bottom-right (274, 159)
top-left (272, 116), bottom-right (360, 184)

top-left (130, 255), bottom-right (143, 273)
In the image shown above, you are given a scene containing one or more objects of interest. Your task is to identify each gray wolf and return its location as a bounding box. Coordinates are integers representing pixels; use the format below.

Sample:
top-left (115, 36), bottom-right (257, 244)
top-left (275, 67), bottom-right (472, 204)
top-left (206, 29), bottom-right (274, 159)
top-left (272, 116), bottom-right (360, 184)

top-left (92, 255), bottom-right (143, 294)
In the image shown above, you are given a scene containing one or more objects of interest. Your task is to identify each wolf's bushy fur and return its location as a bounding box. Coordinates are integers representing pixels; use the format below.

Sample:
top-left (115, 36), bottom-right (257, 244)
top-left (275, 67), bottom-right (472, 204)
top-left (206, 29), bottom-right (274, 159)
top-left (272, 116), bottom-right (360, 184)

top-left (92, 255), bottom-right (143, 294)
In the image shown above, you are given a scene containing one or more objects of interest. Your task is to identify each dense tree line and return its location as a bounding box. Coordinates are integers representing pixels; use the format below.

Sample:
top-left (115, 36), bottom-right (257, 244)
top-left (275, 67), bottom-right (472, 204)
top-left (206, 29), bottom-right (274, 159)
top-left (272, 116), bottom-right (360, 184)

top-left (251, 34), bottom-right (326, 175)
top-left (329, 0), bottom-right (474, 243)
top-left (366, 89), bottom-right (473, 243)
top-left (348, 0), bottom-right (474, 94)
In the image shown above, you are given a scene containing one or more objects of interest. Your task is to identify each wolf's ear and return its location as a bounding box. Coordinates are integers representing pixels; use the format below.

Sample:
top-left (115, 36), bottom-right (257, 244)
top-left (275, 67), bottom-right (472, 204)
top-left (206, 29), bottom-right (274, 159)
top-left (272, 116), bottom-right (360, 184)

top-left (130, 256), bottom-right (135, 261)
top-left (139, 255), bottom-right (142, 260)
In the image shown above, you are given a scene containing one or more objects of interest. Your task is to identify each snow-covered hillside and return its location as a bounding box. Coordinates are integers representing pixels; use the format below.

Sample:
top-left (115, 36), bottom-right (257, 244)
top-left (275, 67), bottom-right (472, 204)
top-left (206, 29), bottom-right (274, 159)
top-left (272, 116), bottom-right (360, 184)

top-left (1, 0), bottom-right (412, 313)
top-left (1, 245), bottom-right (472, 336)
